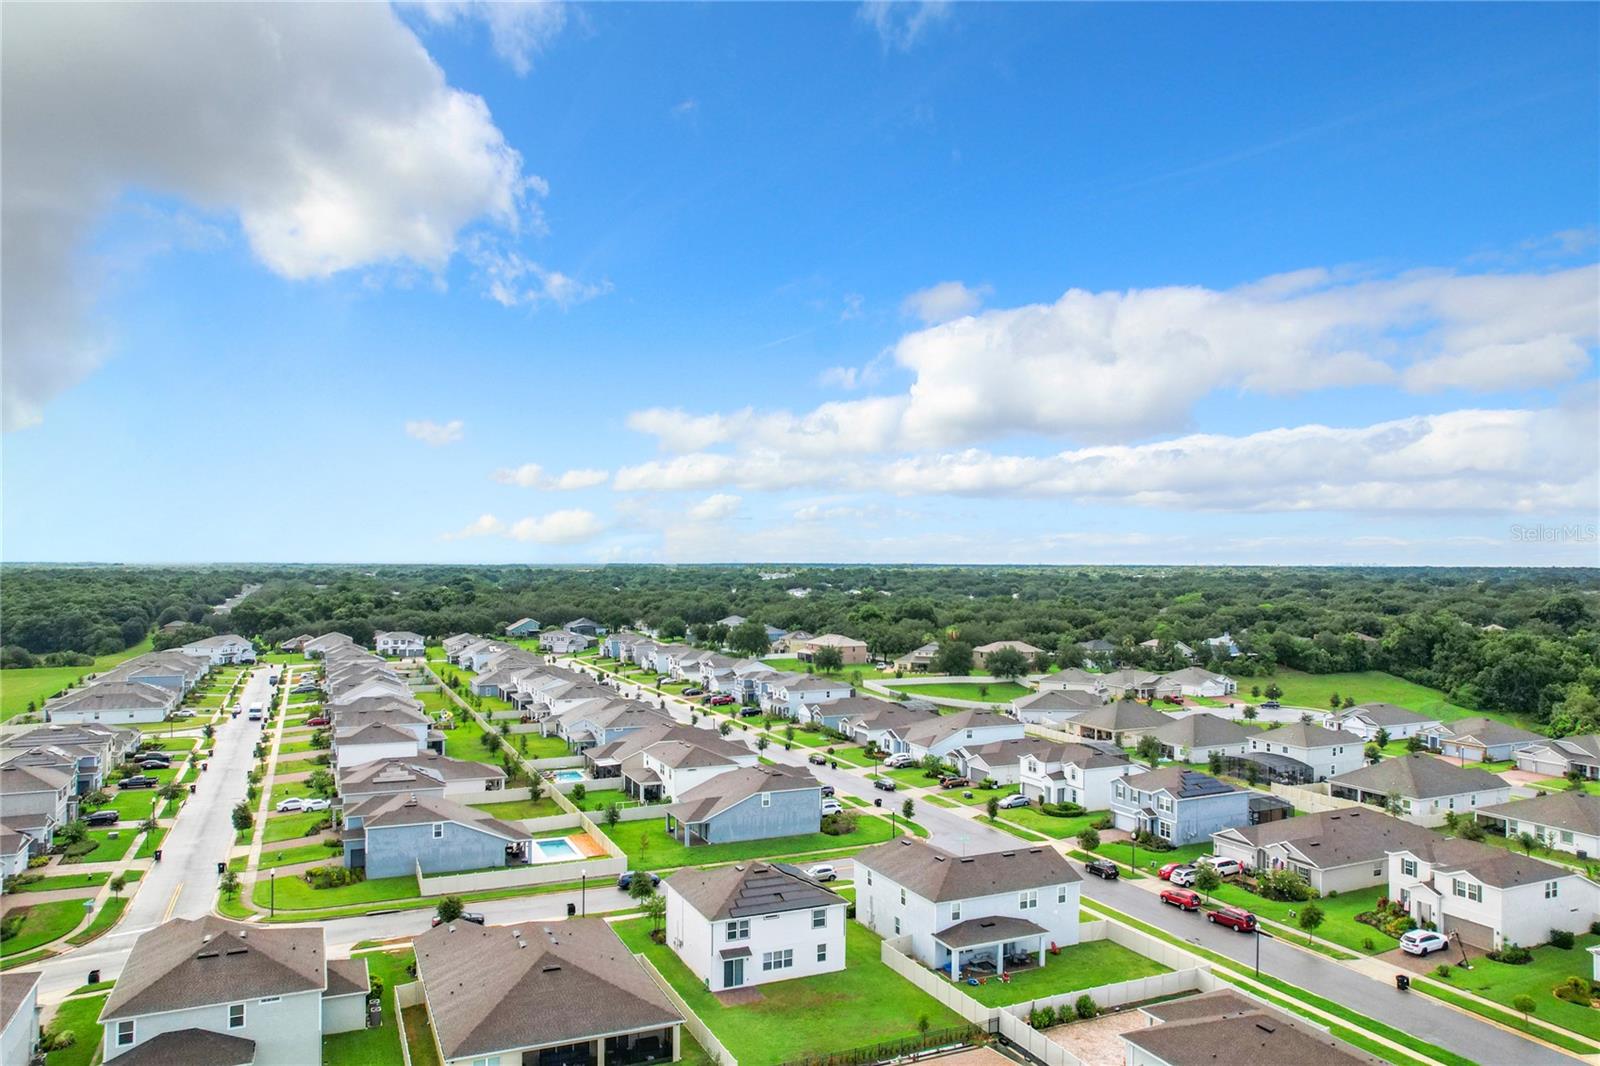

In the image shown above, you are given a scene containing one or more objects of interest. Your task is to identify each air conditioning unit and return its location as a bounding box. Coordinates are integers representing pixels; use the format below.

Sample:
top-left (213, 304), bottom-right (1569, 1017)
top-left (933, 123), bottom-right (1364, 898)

top-left (672, 938), bottom-right (683, 949)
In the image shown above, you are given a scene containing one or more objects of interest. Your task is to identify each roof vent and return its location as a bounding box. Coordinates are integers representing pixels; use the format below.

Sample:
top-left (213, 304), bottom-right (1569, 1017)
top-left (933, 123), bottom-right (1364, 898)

top-left (1255, 1022), bottom-right (1277, 1034)
top-left (1001, 851), bottom-right (1015, 858)
top-left (959, 857), bottom-right (975, 864)
top-left (226, 947), bottom-right (248, 956)
top-left (542, 964), bottom-right (561, 972)
top-left (933, 855), bottom-right (945, 863)
top-left (196, 951), bottom-right (220, 959)
top-left (201, 934), bottom-right (212, 944)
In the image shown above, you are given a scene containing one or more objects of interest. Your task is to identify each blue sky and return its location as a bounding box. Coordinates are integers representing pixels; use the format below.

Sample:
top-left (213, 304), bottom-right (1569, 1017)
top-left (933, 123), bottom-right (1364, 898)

top-left (3, 2), bottom-right (1596, 565)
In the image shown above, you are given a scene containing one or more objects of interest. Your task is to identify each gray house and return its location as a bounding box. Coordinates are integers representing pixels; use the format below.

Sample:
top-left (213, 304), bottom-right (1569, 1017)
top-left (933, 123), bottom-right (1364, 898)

top-left (664, 766), bottom-right (821, 846)
top-left (342, 793), bottom-right (532, 879)
top-left (1422, 716), bottom-right (1544, 763)
top-left (1110, 767), bottom-right (1252, 845)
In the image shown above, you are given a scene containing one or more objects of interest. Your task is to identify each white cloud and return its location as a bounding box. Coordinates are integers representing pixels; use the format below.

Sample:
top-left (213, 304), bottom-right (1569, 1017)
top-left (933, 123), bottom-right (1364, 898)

top-left (1, 4), bottom-right (541, 429)
top-left (472, 245), bottom-right (612, 309)
top-left (410, 1), bottom-right (568, 76)
top-left (901, 280), bottom-right (988, 324)
top-left (687, 493), bottom-right (742, 522)
top-left (840, 293), bottom-right (864, 320)
top-left (491, 463), bottom-right (609, 489)
top-left (442, 508), bottom-right (603, 543)
top-left (406, 419), bottom-right (465, 446)
top-left (671, 98), bottom-right (698, 119)
top-left (858, 1), bottom-right (952, 51)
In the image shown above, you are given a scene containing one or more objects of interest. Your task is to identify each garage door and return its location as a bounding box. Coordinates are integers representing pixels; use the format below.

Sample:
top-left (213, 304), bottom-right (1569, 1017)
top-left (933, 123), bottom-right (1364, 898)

top-left (1443, 915), bottom-right (1496, 950)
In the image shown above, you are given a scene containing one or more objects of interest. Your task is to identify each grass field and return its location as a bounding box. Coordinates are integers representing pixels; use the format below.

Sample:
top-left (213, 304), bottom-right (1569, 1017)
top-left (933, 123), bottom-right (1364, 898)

top-left (57, 828), bottom-right (138, 865)
top-left (67, 897), bottom-right (129, 946)
top-left (262, 810), bottom-right (331, 843)
top-left (988, 806), bottom-right (1104, 840)
top-left (1, 899), bottom-right (86, 955)
top-left (1434, 932), bottom-right (1600, 1040)
top-left (606, 814), bottom-right (899, 870)
top-left (612, 917), bottom-right (964, 1063)
top-left (8, 871), bottom-right (109, 894)
top-left (253, 871), bottom-right (418, 911)
top-left (962, 939), bottom-right (1171, 1006)
top-left (256, 841), bottom-right (344, 869)
top-left (43, 992), bottom-right (109, 1066)
top-left (467, 796), bottom-right (564, 819)
top-left (759, 657), bottom-right (897, 681)
top-left (323, 950), bottom-right (410, 1065)
top-left (1205, 882), bottom-right (1397, 954)
top-left (1091, 840), bottom-right (1213, 873)
top-left (885, 681), bottom-right (1031, 702)
top-left (0, 637), bottom-right (156, 721)
top-left (1248, 669), bottom-right (1532, 727)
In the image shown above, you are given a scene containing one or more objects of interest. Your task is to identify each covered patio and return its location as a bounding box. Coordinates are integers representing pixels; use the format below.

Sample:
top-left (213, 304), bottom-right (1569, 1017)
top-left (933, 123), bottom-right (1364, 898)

top-left (623, 764), bottom-right (664, 802)
top-left (933, 916), bottom-right (1049, 981)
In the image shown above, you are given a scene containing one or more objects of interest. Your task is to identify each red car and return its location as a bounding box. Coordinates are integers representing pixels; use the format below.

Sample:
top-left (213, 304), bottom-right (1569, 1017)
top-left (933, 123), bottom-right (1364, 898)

top-left (1160, 888), bottom-right (1202, 911)
top-left (707, 695), bottom-right (735, 706)
top-left (1157, 862), bottom-right (1185, 881)
top-left (1207, 905), bottom-right (1258, 932)
top-left (306, 716), bottom-right (329, 726)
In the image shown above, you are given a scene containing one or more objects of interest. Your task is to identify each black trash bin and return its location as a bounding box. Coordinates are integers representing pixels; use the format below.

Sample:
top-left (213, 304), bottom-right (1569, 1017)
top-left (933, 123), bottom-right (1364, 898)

top-left (1396, 974), bottom-right (1411, 991)
top-left (87, 969), bottom-right (101, 985)
top-left (567, 902), bottom-right (577, 917)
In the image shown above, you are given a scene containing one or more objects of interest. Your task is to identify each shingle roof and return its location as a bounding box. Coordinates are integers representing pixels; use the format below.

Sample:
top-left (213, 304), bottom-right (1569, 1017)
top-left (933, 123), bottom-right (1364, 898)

top-left (338, 753), bottom-right (505, 795)
top-left (1477, 792), bottom-right (1600, 837)
top-left (667, 861), bottom-right (844, 921)
top-left (1, 970), bottom-right (39, 1032)
top-left (415, 919), bottom-right (680, 1059)
top-left (666, 766), bottom-right (819, 824)
top-left (854, 838), bottom-right (1078, 902)
top-left (0, 763), bottom-right (70, 795)
top-left (1123, 767), bottom-right (1238, 799)
top-left (104, 1029), bottom-right (256, 1066)
top-left (102, 917), bottom-right (325, 1020)
top-left (1013, 689), bottom-right (1102, 712)
top-left (1214, 808), bottom-right (1438, 869)
top-left (902, 710), bottom-right (1015, 748)
top-left (1153, 713), bottom-right (1249, 748)
top-left (1395, 836), bottom-right (1582, 889)
top-left (1253, 722), bottom-right (1360, 748)
top-left (934, 915), bottom-right (1048, 948)
top-left (1127, 991), bottom-right (1381, 1066)
top-left (347, 793), bottom-right (529, 842)
top-left (1437, 716), bottom-right (1543, 748)
top-left (1070, 700), bottom-right (1169, 732)
top-left (324, 956), bottom-right (371, 998)
top-left (1338, 703), bottom-right (1437, 728)
top-left (1329, 754), bottom-right (1506, 799)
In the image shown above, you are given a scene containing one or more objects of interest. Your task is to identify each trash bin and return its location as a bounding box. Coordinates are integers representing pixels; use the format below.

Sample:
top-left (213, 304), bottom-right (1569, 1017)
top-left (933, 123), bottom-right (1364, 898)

top-left (874, 797), bottom-right (883, 807)
top-left (566, 902), bottom-right (576, 918)
top-left (87, 969), bottom-right (101, 985)
top-left (1395, 974), bottom-right (1410, 992)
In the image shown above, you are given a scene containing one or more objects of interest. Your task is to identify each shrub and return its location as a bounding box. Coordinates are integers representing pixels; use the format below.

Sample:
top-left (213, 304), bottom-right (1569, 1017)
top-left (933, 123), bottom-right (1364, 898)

top-left (1028, 1005), bottom-right (1057, 1029)
top-left (1433, 964), bottom-right (1453, 980)
top-left (1132, 829), bottom-right (1174, 852)
top-left (820, 811), bottom-right (858, 836)
top-left (1487, 943), bottom-right (1533, 965)
top-left (1077, 827), bottom-right (1100, 852)
top-left (1550, 929), bottom-right (1576, 949)
top-left (1256, 868), bottom-right (1314, 902)
top-left (305, 865), bottom-right (364, 890)
top-left (1557, 977), bottom-right (1594, 1006)
top-left (1074, 994), bottom-right (1099, 1019)
top-left (1591, 921), bottom-right (1600, 937)
top-left (1039, 801), bottom-right (1086, 818)
top-left (1362, 937), bottom-right (1375, 951)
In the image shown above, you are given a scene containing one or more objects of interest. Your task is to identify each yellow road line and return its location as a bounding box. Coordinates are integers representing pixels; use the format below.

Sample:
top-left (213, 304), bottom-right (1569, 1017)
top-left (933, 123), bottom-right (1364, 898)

top-left (163, 882), bottom-right (184, 921)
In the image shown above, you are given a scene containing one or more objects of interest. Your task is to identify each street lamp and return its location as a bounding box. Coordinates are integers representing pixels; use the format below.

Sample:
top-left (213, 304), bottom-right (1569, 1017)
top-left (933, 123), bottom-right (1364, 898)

top-left (580, 868), bottom-right (587, 917)
top-left (270, 871), bottom-right (275, 918)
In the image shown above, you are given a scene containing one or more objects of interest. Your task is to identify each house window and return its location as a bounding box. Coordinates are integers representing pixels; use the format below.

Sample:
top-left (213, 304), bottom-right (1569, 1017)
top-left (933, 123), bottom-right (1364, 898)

top-left (1452, 878), bottom-right (1482, 902)
top-left (762, 949), bottom-right (794, 972)
top-left (471, 1058), bottom-right (503, 1066)
top-left (1058, 885), bottom-right (1068, 904)
top-left (1546, 881), bottom-right (1560, 899)
top-left (894, 917), bottom-right (901, 935)
top-left (258, 996), bottom-right (280, 1004)
top-left (761, 793), bottom-right (771, 808)
top-left (1562, 830), bottom-right (1574, 844)
top-left (432, 823), bottom-right (443, 839)
top-left (1159, 822), bottom-right (1173, 839)
top-left (866, 871), bottom-right (872, 886)
top-left (812, 908), bottom-right (827, 929)
top-left (817, 943), bottom-right (828, 963)
top-left (899, 887), bottom-right (906, 906)
top-left (727, 919), bottom-right (750, 941)
top-left (228, 1003), bottom-right (245, 1029)
top-left (1401, 859), bottom-right (1417, 878)
top-left (951, 902), bottom-right (962, 921)
top-left (1019, 889), bottom-right (1038, 910)
top-left (116, 1021), bottom-right (134, 1047)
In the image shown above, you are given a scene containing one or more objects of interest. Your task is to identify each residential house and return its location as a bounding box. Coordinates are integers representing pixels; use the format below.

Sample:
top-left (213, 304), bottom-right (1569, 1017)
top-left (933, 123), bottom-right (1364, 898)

top-left (1123, 989), bottom-right (1382, 1066)
top-left (413, 918), bottom-right (682, 1066)
top-left (1139, 639), bottom-right (1197, 661)
top-left (1422, 717), bottom-right (1544, 763)
top-left (1476, 793), bottom-right (1600, 858)
top-left (664, 862), bottom-right (846, 992)
top-left (99, 917), bottom-right (366, 1066)
top-left (1018, 743), bottom-right (1135, 808)
top-left (373, 631), bottom-right (426, 658)
top-left (664, 766), bottom-right (821, 846)
top-left (342, 792), bottom-right (532, 878)
top-left (1328, 754), bottom-right (1512, 827)
top-left (441, 633), bottom-right (480, 661)
top-left (1158, 667), bottom-right (1236, 698)
top-left (503, 617), bottom-right (541, 637)
top-left (1387, 837), bottom-right (1600, 949)
top-left (336, 753), bottom-right (505, 805)
top-left (0, 970), bottom-right (40, 1066)
top-left (1111, 768), bottom-right (1253, 845)
top-left (1328, 703), bottom-right (1441, 742)
top-left (44, 682), bottom-right (176, 725)
top-left (951, 737), bottom-right (1073, 786)
top-left (3, 723), bottom-right (137, 795)
top-left (302, 632), bottom-right (356, 659)
top-left (844, 702), bottom-right (944, 754)
top-left (716, 614), bottom-right (746, 628)
top-left (797, 694), bottom-right (885, 732)
top-left (1035, 668), bottom-right (1107, 695)
top-left (563, 617), bottom-right (606, 637)
top-left (1211, 808), bottom-right (1440, 894)
top-left (901, 710), bottom-right (1024, 763)
top-left (764, 676), bottom-right (854, 718)
top-left (98, 651), bottom-right (208, 693)
top-left (552, 700), bottom-right (673, 751)
top-left (1064, 700), bottom-right (1169, 744)
top-left (1096, 669), bottom-right (1166, 700)
top-left (627, 737), bottom-right (755, 803)
top-left (0, 763), bottom-right (73, 843)
top-left (1010, 688), bottom-right (1102, 725)
top-left (1247, 723), bottom-right (1365, 782)
top-left (893, 643), bottom-right (940, 673)
top-left (773, 630), bottom-right (814, 653)
top-left (1203, 633), bottom-right (1242, 658)
top-left (178, 633), bottom-right (257, 665)
top-left (1151, 713), bottom-right (1250, 763)
top-left (972, 640), bottom-right (1043, 669)
top-left (279, 635), bottom-right (312, 652)
top-left (854, 838), bottom-right (1081, 978)
top-left (792, 633), bottom-right (869, 665)
top-left (1515, 734), bottom-right (1600, 780)
top-left (0, 823), bottom-right (35, 886)
top-left (541, 630), bottom-right (594, 654)
top-left (1076, 638), bottom-right (1117, 666)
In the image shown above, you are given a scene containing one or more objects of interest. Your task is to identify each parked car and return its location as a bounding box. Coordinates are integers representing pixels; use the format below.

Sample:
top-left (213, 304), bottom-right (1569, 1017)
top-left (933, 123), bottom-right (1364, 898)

top-left (1157, 862), bottom-right (1185, 881)
top-left (739, 707), bottom-right (763, 718)
top-left (807, 864), bottom-right (838, 882)
top-left (683, 688), bottom-right (704, 697)
top-left (1202, 856), bottom-right (1244, 878)
top-left (1168, 865), bottom-right (1198, 887)
top-left (302, 798), bottom-right (331, 812)
top-left (820, 785), bottom-right (835, 798)
top-left (1399, 930), bottom-right (1451, 957)
top-left (883, 753), bottom-right (915, 768)
top-left (821, 799), bottom-right (843, 815)
top-left (138, 757), bottom-right (171, 770)
top-left (1083, 858), bottom-right (1120, 880)
top-left (431, 912), bottom-right (486, 927)
top-left (998, 793), bottom-right (1030, 809)
top-left (1160, 888), bottom-right (1203, 911)
top-left (939, 776), bottom-right (971, 790)
top-left (616, 871), bottom-right (662, 891)
top-left (873, 777), bottom-right (898, 791)
top-left (276, 797), bottom-right (304, 812)
top-left (119, 775), bottom-right (157, 789)
top-left (1208, 905), bottom-right (1258, 932)
top-left (1261, 700), bottom-right (1281, 709)
top-left (708, 694), bottom-right (735, 706)
top-left (808, 753), bottom-right (828, 765)
top-left (86, 810), bottom-right (120, 826)
top-left (306, 716), bottom-right (329, 727)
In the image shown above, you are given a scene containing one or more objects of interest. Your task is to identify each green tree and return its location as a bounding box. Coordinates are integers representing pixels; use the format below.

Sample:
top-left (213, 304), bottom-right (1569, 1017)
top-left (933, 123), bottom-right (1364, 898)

top-left (1374, 727), bottom-right (1390, 749)
top-left (1406, 734), bottom-right (1427, 753)
top-left (1077, 826), bottom-right (1100, 851)
top-left (784, 724), bottom-right (795, 748)
top-left (986, 796), bottom-right (1000, 821)
top-left (985, 647), bottom-right (1029, 681)
top-left (604, 803), bottom-right (622, 831)
top-left (756, 735), bottom-right (769, 753)
top-left (1329, 692), bottom-right (1342, 709)
top-left (1242, 705), bottom-right (1258, 721)
top-left (1208, 750), bottom-right (1224, 775)
top-left (812, 646), bottom-right (844, 673)
top-left (109, 874), bottom-right (126, 898)
top-left (1384, 791), bottom-right (1404, 816)
top-left (219, 870), bottom-right (241, 900)
top-left (1135, 734), bottom-right (1162, 766)
top-left (901, 797), bottom-right (916, 821)
top-left (435, 896), bottom-right (465, 923)
top-left (935, 641), bottom-right (974, 676)
top-left (1517, 831), bottom-right (1539, 855)
top-left (231, 803), bottom-right (253, 833)
top-left (628, 872), bottom-right (657, 906)
top-left (718, 721), bottom-right (732, 737)
top-left (1194, 864), bottom-right (1222, 902)
top-left (1297, 902), bottom-right (1325, 945)
top-left (729, 620), bottom-right (771, 658)
top-left (1364, 742), bottom-right (1381, 764)
top-left (644, 889), bottom-right (667, 936)
top-left (1512, 993), bottom-right (1537, 1029)
top-left (571, 783), bottom-right (587, 805)
top-left (1264, 683), bottom-right (1283, 700)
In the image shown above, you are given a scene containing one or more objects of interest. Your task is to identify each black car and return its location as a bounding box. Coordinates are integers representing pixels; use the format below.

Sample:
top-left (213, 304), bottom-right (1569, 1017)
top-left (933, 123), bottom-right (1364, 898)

top-left (1083, 858), bottom-right (1120, 880)
top-left (808, 753), bottom-right (828, 765)
top-left (873, 777), bottom-right (898, 791)
top-left (683, 688), bottom-right (703, 697)
top-left (738, 707), bottom-right (763, 718)
top-left (119, 775), bottom-right (157, 789)
top-left (617, 871), bottom-right (662, 890)
top-left (85, 810), bottom-right (119, 826)
top-left (138, 759), bottom-right (171, 770)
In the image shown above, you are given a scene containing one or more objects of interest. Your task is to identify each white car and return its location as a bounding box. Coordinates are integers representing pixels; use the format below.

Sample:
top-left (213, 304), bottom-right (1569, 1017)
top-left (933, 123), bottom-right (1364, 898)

top-left (807, 864), bottom-right (838, 882)
top-left (1399, 929), bottom-right (1450, 957)
top-left (301, 798), bottom-right (331, 812)
top-left (1202, 856), bottom-right (1244, 877)
top-left (882, 753), bottom-right (915, 768)
top-left (821, 799), bottom-right (843, 815)
top-left (998, 793), bottom-right (1030, 809)
top-left (1168, 864), bottom-right (1198, 887)
top-left (275, 797), bottom-right (304, 812)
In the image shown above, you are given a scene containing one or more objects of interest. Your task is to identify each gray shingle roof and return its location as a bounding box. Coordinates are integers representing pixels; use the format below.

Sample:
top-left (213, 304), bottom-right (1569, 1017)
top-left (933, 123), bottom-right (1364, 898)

top-left (102, 917), bottom-right (325, 1020)
top-left (666, 766), bottom-right (819, 824)
top-left (1329, 754), bottom-right (1506, 799)
top-left (1337, 703), bottom-right (1437, 728)
top-left (1476, 792), bottom-right (1600, 837)
top-left (1, 970), bottom-right (38, 1032)
top-left (667, 861), bottom-right (844, 921)
top-left (1214, 808), bottom-right (1438, 869)
top-left (934, 914), bottom-right (1048, 948)
top-left (324, 956), bottom-right (370, 998)
top-left (105, 1029), bottom-right (256, 1066)
top-left (854, 838), bottom-right (1079, 902)
top-left (1153, 713), bottom-right (1249, 748)
top-left (1127, 991), bottom-right (1381, 1066)
top-left (347, 793), bottom-right (529, 842)
top-left (1253, 722), bottom-right (1360, 748)
top-left (1436, 716), bottom-right (1543, 748)
top-left (1070, 700), bottom-right (1169, 732)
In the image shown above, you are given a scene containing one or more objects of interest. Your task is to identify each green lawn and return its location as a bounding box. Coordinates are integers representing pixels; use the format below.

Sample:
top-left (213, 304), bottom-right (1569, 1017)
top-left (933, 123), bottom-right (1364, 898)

top-left (256, 841), bottom-right (345, 869)
top-left (252, 872), bottom-right (419, 912)
top-left (438, 717), bottom-right (506, 766)
top-left (467, 796), bottom-right (564, 819)
top-left (988, 807), bottom-right (1105, 840)
top-left (262, 810), bottom-right (332, 843)
top-left (822, 746), bottom-right (878, 768)
top-left (0, 637), bottom-right (154, 721)
top-left (44, 992), bottom-right (109, 1066)
top-left (569, 789), bottom-right (649, 812)
top-left (758, 657), bottom-right (897, 680)
top-left (1, 899), bottom-right (86, 955)
top-left (885, 681), bottom-right (1030, 702)
top-left (323, 950), bottom-right (408, 1065)
top-left (961, 939), bottom-right (1171, 1006)
top-left (67, 896), bottom-right (129, 946)
top-left (276, 738), bottom-right (321, 755)
top-left (606, 815), bottom-right (899, 871)
top-left (1205, 882), bottom-right (1397, 954)
top-left (7, 871), bottom-right (108, 894)
top-left (1434, 933), bottom-right (1600, 1040)
top-left (613, 917), bottom-right (965, 1063)
top-left (1531, 778), bottom-right (1600, 797)
top-left (1471, 828), bottom-right (1591, 871)
top-left (1248, 669), bottom-right (1539, 729)
top-left (510, 732), bottom-right (571, 759)
top-left (950, 783), bottom-right (1021, 805)
top-left (135, 826), bottom-right (167, 859)
top-left (269, 778), bottom-right (331, 806)
top-left (57, 828), bottom-right (138, 864)
top-left (402, 1004), bottom-right (442, 1066)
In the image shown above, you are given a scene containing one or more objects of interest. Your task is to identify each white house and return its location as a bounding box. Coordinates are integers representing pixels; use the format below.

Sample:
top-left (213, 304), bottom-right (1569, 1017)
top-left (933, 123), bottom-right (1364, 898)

top-left (1515, 734), bottom-right (1600, 780)
top-left (1010, 688), bottom-right (1102, 725)
top-left (635, 738), bottom-right (753, 802)
top-left (1328, 703), bottom-right (1441, 742)
top-left (765, 676), bottom-right (854, 718)
top-left (901, 710), bottom-right (1023, 762)
top-left (1247, 722), bottom-right (1365, 782)
top-left (1158, 667), bottom-right (1236, 698)
top-left (1387, 837), bottom-right (1600, 950)
top-left (1476, 793), bottom-right (1600, 859)
top-left (373, 631), bottom-right (426, 658)
top-left (540, 630), bottom-right (594, 654)
top-left (1329, 754), bottom-right (1512, 827)
top-left (854, 838), bottom-right (1081, 979)
top-left (1421, 716), bottom-right (1544, 763)
top-left (1018, 742), bottom-right (1134, 808)
top-left (179, 633), bottom-right (257, 665)
top-left (1, 971), bottom-right (40, 1066)
top-left (44, 682), bottom-right (176, 725)
top-left (1151, 713), bottom-right (1250, 763)
top-left (664, 862), bottom-right (847, 992)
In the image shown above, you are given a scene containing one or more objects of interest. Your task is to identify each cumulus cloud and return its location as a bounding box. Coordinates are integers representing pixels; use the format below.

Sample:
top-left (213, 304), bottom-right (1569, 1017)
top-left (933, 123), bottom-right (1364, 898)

top-left (442, 508), bottom-right (603, 543)
top-left (858, 1), bottom-right (952, 50)
top-left (687, 493), bottom-right (742, 522)
top-left (410, 1), bottom-right (567, 76)
top-left (901, 280), bottom-right (988, 324)
top-left (0, 4), bottom-right (543, 429)
top-left (491, 463), bottom-right (609, 489)
top-left (406, 419), bottom-right (465, 446)
top-left (625, 264), bottom-right (1599, 455)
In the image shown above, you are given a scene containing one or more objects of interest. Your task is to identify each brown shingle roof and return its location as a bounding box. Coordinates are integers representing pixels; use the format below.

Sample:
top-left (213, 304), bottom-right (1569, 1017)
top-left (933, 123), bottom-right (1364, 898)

top-left (324, 956), bottom-right (371, 998)
top-left (1477, 792), bottom-right (1600, 837)
top-left (102, 917), bottom-right (325, 1020)
top-left (667, 861), bottom-right (845, 921)
top-left (1214, 808), bottom-right (1438, 869)
top-left (105, 1029), bottom-right (255, 1066)
top-left (854, 838), bottom-right (1079, 902)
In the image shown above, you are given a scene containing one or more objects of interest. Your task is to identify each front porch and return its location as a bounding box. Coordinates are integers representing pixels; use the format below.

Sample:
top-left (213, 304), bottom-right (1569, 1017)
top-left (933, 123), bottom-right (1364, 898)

top-left (933, 916), bottom-right (1049, 982)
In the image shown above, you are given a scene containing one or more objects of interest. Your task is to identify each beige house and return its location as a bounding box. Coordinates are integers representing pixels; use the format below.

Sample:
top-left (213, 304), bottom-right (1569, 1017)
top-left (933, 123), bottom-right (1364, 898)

top-left (793, 633), bottom-right (869, 665)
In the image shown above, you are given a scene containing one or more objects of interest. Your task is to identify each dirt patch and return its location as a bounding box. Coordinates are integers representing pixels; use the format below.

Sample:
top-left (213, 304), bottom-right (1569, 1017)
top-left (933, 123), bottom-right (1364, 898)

top-left (715, 986), bottom-right (765, 1006)
top-left (1043, 1010), bottom-right (1146, 1066)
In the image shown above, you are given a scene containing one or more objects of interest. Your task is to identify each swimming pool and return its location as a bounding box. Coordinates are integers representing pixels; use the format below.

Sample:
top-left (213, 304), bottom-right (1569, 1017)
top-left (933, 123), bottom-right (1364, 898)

top-left (552, 769), bottom-right (585, 783)
top-left (534, 838), bottom-right (580, 862)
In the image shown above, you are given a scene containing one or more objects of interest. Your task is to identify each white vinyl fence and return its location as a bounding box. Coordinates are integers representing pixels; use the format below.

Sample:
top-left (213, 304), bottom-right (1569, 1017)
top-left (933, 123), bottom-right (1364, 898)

top-left (634, 954), bottom-right (737, 1066)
